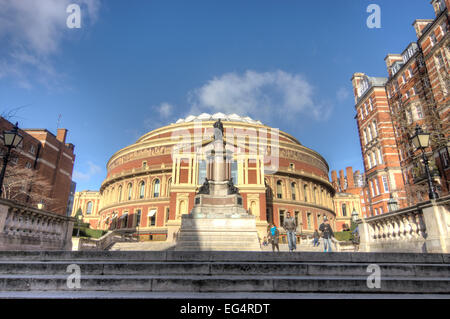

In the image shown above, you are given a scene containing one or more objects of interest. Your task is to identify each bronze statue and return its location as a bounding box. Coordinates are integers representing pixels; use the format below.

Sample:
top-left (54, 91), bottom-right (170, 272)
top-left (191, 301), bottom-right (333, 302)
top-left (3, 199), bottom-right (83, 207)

top-left (197, 177), bottom-right (210, 194)
top-left (213, 119), bottom-right (224, 141)
top-left (227, 177), bottom-right (239, 195)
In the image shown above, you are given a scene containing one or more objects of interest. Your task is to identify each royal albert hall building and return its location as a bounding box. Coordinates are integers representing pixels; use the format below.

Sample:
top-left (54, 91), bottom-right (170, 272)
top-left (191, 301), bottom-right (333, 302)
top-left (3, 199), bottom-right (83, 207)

top-left (75, 113), bottom-right (336, 241)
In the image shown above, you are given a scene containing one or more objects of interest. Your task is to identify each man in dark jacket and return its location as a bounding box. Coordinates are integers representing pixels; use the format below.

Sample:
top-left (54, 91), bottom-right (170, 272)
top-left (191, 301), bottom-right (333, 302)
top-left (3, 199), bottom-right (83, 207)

top-left (319, 217), bottom-right (334, 252)
top-left (283, 212), bottom-right (297, 252)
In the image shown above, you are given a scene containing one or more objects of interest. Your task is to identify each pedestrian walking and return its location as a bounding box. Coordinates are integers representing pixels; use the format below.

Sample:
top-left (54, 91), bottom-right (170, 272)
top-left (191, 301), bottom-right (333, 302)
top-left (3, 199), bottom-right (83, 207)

top-left (319, 217), bottom-right (334, 252)
top-left (352, 227), bottom-right (360, 252)
top-left (313, 229), bottom-right (320, 247)
top-left (268, 224), bottom-right (280, 252)
top-left (283, 212), bottom-right (297, 252)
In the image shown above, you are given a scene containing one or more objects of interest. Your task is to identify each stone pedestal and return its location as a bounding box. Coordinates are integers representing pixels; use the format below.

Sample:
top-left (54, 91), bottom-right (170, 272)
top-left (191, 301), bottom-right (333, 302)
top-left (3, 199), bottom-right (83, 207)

top-left (175, 214), bottom-right (261, 251)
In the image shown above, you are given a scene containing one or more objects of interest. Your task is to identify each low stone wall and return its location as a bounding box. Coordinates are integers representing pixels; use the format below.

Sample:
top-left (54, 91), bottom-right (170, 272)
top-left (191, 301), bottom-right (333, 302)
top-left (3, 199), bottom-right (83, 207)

top-left (358, 195), bottom-right (450, 253)
top-left (0, 198), bottom-right (75, 251)
top-left (77, 230), bottom-right (136, 251)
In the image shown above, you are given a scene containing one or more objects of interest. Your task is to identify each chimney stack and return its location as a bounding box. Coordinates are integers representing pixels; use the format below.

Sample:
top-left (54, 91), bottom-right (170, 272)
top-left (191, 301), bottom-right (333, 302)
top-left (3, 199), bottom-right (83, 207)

top-left (346, 167), bottom-right (355, 189)
top-left (57, 128), bottom-right (68, 143)
top-left (339, 170), bottom-right (345, 191)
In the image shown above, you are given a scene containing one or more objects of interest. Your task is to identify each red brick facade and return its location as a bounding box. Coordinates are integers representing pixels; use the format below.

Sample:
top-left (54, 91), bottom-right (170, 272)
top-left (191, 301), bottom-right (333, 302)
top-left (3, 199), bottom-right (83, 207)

top-left (351, 0), bottom-right (449, 212)
top-left (0, 117), bottom-right (76, 215)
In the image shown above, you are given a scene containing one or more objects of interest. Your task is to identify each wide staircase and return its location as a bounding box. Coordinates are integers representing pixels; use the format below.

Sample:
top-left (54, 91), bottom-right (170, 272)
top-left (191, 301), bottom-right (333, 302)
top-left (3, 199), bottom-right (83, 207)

top-left (0, 250), bottom-right (449, 298)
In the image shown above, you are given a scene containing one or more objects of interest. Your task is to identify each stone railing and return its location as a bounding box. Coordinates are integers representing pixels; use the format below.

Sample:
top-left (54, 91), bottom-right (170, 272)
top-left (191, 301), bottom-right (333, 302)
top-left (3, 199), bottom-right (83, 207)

top-left (357, 195), bottom-right (450, 253)
top-left (0, 198), bottom-right (75, 251)
top-left (77, 230), bottom-right (137, 251)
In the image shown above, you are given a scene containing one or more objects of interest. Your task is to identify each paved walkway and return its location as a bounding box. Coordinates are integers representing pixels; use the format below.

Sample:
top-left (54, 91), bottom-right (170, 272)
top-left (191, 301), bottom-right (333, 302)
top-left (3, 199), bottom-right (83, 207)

top-left (110, 241), bottom-right (327, 252)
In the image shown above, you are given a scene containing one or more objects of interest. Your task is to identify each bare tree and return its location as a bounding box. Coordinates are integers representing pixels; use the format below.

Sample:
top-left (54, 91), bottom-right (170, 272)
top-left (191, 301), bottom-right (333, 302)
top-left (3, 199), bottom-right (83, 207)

top-left (0, 165), bottom-right (55, 209)
top-left (0, 105), bottom-right (30, 122)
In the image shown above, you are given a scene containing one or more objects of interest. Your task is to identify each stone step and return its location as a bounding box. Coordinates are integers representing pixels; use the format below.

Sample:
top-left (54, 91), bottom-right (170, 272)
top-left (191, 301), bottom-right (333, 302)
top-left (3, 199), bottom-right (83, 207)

top-left (0, 261), bottom-right (448, 277)
top-left (0, 251), bottom-right (448, 264)
top-left (2, 291), bottom-right (450, 299)
top-left (1, 274), bottom-right (449, 293)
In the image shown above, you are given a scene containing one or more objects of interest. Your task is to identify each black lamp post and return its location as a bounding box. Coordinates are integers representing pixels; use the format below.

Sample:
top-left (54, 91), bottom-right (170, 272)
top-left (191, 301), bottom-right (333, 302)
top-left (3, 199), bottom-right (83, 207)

top-left (387, 194), bottom-right (399, 212)
top-left (410, 124), bottom-right (438, 200)
top-left (0, 122), bottom-right (23, 197)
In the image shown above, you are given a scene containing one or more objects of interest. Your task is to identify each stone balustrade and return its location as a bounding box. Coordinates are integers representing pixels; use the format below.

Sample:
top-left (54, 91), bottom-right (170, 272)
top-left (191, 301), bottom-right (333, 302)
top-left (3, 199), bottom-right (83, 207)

top-left (77, 230), bottom-right (137, 250)
top-left (0, 198), bottom-right (75, 251)
top-left (358, 195), bottom-right (450, 253)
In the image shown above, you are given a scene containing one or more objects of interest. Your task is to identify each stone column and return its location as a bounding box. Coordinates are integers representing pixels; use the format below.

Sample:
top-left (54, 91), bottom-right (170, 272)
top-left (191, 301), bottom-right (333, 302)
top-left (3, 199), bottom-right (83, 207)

top-left (422, 201), bottom-right (450, 253)
top-left (212, 140), bottom-right (226, 182)
top-left (357, 219), bottom-right (372, 252)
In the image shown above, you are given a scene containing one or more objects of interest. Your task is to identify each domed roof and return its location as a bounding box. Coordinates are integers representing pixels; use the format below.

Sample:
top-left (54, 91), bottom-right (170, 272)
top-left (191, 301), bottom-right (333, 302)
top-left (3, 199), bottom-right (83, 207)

top-left (173, 113), bottom-right (263, 125)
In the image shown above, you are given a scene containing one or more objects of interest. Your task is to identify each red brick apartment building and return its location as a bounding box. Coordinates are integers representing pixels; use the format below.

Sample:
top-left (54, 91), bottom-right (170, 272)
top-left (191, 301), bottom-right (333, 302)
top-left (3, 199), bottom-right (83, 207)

top-left (0, 117), bottom-right (76, 215)
top-left (351, 0), bottom-right (449, 214)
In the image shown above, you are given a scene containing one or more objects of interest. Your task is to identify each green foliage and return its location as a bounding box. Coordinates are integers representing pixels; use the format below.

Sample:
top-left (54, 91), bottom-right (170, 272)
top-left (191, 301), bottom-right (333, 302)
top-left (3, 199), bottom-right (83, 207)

top-left (334, 231), bottom-right (352, 242)
top-left (72, 225), bottom-right (107, 239)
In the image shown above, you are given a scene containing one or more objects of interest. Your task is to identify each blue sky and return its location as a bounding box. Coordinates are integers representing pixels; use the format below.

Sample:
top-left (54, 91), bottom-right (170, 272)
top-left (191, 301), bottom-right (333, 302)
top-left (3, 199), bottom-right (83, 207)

top-left (0, 0), bottom-right (436, 192)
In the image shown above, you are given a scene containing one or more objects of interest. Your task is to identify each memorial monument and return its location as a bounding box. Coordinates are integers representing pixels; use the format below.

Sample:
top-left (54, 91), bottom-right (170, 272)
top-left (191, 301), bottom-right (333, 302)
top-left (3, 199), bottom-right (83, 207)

top-left (175, 119), bottom-right (262, 251)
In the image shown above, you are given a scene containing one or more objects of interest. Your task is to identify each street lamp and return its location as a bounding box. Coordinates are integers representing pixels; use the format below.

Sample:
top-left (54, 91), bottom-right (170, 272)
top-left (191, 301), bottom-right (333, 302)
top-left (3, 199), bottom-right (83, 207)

top-left (351, 208), bottom-right (359, 222)
top-left (37, 201), bottom-right (44, 210)
top-left (387, 194), bottom-right (399, 212)
top-left (0, 122), bottom-right (23, 197)
top-left (410, 124), bottom-right (438, 200)
top-left (76, 210), bottom-right (84, 237)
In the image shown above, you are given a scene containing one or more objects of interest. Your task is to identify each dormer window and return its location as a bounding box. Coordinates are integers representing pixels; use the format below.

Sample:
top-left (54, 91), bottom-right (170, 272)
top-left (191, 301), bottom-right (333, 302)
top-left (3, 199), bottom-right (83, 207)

top-left (359, 77), bottom-right (370, 97)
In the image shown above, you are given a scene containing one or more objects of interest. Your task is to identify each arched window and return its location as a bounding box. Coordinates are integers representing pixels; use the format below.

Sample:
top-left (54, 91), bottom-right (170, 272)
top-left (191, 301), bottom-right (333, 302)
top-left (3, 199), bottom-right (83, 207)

top-left (367, 127), bottom-right (372, 141)
top-left (291, 182), bottom-right (296, 200)
top-left (304, 184), bottom-right (308, 202)
top-left (127, 183), bottom-right (133, 200)
top-left (377, 147), bottom-right (383, 164)
top-left (342, 204), bottom-right (347, 217)
top-left (139, 181), bottom-right (145, 199)
top-left (86, 201), bottom-right (93, 215)
top-left (118, 186), bottom-right (122, 202)
top-left (372, 121), bottom-right (378, 137)
top-left (276, 181), bottom-right (283, 199)
top-left (153, 179), bottom-right (160, 198)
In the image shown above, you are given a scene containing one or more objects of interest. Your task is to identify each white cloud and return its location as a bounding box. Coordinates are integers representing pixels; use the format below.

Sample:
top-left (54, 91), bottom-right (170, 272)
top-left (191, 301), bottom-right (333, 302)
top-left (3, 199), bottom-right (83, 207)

top-left (73, 161), bottom-right (102, 181)
top-left (157, 102), bottom-right (173, 118)
top-left (187, 70), bottom-right (331, 122)
top-left (337, 87), bottom-right (350, 101)
top-left (0, 0), bottom-right (101, 87)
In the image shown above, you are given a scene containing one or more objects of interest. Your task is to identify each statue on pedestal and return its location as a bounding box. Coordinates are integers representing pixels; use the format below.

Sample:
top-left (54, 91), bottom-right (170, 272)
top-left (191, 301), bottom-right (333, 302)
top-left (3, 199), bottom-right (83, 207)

top-left (197, 178), bottom-right (210, 194)
top-left (227, 178), bottom-right (239, 195)
top-left (213, 119), bottom-right (224, 141)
